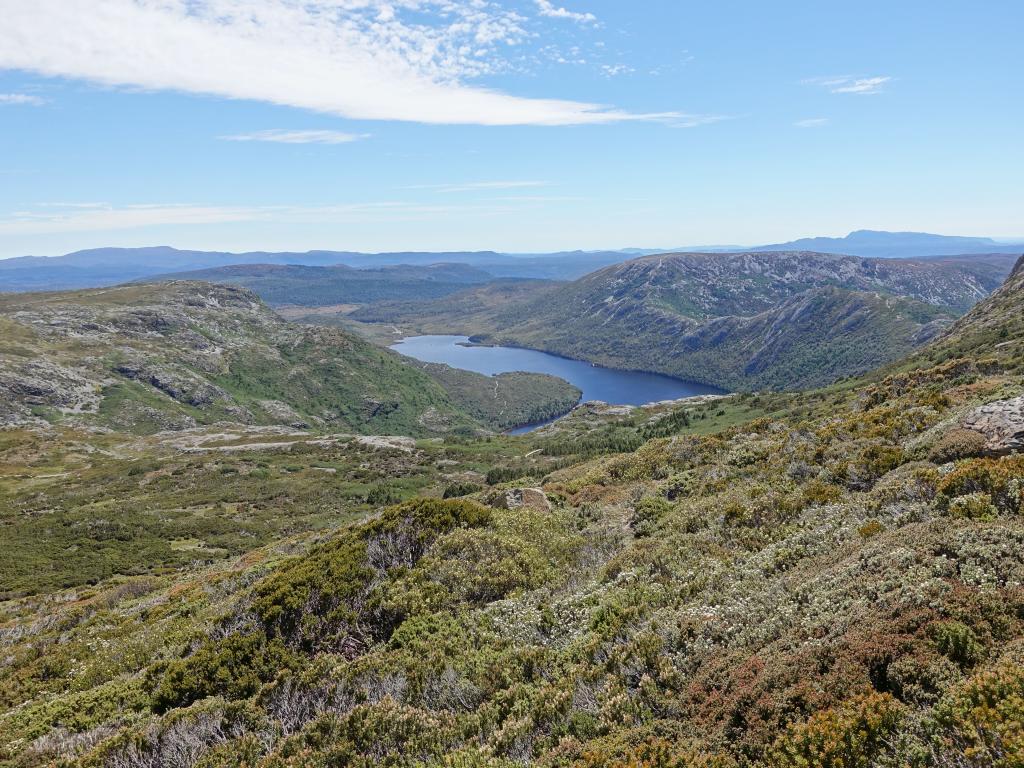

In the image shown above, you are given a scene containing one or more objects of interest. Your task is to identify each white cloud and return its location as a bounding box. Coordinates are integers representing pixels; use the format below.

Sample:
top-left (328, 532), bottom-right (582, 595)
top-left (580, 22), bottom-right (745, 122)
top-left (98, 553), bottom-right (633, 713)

top-left (406, 180), bottom-right (549, 193)
top-left (535, 0), bottom-right (597, 24)
top-left (804, 75), bottom-right (891, 95)
top-left (794, 117), bottom-right (829, 128)
top-left (0, 198), bottom-right (555, 235)
top-left (221, 129), bottom-right (369, 144)
top-left (0, 93), bottom-right (45, 106)
top-left (600, 64), bottom-right (633, 77)
top-left (671, 114), bottom-right (733, 128)
top-left (0, 0), bottom-right (678, 126)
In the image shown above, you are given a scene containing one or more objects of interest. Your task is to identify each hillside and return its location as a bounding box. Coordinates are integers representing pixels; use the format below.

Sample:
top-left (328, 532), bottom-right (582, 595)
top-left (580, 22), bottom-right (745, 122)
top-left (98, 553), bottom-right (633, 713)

top-left (0, 281), bottom-right (578, 436)
top-left (354, 251), bottom-right (1018, 390)
top-left (143, 262), bottom-right (494, 306)
top-left (1, 253), bottom-right (1023, 768)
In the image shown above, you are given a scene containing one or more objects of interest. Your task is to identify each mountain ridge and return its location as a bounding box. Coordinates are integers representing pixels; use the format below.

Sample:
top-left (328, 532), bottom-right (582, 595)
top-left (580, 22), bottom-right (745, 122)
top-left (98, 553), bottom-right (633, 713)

top-left (3, 231), bottom-right (1023, 290)
top-left (353, 249), bottom-right (1019, 390)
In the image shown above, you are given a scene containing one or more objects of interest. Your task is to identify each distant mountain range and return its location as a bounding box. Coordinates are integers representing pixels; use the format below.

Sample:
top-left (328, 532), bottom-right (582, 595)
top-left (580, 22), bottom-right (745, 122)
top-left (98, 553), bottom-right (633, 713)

top-left (747, 230), bottom-right (1024, 259)
top-left (0, 246), bottom-right (634, 290)
top-left (1, 231), bottom-right (1020, 292)
top-left (144, 262), bottom-right (498, 306)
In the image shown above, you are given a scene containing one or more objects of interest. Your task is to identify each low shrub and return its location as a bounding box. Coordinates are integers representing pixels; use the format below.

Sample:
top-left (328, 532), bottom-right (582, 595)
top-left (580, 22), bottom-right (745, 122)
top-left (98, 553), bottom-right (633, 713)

top-left (928, 428), bottom-right (988, 464)
top-left (766, 693), bottom-right (904, 768)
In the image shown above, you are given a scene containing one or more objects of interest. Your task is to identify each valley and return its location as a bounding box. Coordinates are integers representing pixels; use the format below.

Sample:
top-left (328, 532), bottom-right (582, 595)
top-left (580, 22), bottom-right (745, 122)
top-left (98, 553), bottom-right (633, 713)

top-left (391, 335), bottom-right (724, 432)
top-left (0, 255), bottom-right (1022, 767)
top-left (348, 250), bottom-right (1020, 391)
top-left (4, 1), bottom-right (1022, 764)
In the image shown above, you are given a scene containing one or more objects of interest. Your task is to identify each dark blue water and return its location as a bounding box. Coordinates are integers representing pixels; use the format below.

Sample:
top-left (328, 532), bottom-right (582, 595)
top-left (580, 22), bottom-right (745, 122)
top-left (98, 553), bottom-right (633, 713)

top-left (391, 335), bottom-right (724, 433)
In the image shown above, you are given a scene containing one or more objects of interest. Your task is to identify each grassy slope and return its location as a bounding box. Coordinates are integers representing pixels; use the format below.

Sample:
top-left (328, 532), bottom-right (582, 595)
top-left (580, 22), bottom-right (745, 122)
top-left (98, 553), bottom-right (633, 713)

top-left (410, 361), bottom-right (582, 431)
top-left (1, 261), bottom-right (1023, 766)
top-left (0, 281), bottom-right (582, 438)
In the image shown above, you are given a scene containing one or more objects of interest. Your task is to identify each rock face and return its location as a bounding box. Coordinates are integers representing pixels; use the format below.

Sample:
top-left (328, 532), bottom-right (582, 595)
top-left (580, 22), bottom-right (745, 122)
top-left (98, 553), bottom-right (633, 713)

top-left (355, 435), bottom-right (417, 453)
top-left (961, 396), bottom-right (1024, 455)
top-left (489, 487), bottom-right (551, 513)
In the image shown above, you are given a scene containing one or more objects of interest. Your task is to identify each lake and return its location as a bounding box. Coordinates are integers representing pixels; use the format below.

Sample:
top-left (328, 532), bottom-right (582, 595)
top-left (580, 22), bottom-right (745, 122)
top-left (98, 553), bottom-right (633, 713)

top-left (391, 335), bottom-right (725, 433)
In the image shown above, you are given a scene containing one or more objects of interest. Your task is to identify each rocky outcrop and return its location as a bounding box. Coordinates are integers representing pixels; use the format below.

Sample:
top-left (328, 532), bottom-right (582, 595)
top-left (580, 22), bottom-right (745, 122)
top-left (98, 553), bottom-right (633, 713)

top-left (488, 487), bottom-right (551, 513)
top-left (960, 396), bottom-right (1024, 455)
top-left (115, 360), bottom-right (228, 407)
top-left (0, 361), bottom-right (102, 425)
top-left (355, 435), bottom-right (417, 453)
top-left (258, 399), bottom-right (311, 429)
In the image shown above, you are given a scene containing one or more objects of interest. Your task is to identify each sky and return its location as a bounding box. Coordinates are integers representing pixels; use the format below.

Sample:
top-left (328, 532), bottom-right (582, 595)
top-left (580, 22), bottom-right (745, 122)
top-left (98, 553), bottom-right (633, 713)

top-left (0, 0), bottom-right (1022, 258)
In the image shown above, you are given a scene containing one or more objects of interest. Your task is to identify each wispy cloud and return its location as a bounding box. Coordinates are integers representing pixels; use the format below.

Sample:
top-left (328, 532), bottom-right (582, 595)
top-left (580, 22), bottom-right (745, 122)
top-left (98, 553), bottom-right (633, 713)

top-left (0, 203), bottom-right (265, 234)
top-left (407, 180), bottom-right (549, 193)
top-left (601, 64), bottom-right (634, 77)
top-left (221, 130), bottom-right (369, 145)
top-left (804, 75), bottom-right (892, 95)
top-left (794, 117), bottom-right (830, 128)
top-left (0, 93), bottom-right (45, 106)
top-left (0, 198), bottom-right (559, 235)
top-left (670, 114), bottom-right (733, 129)
top-left (535, 0), bottom-right (597, 24)
top-left (0, 1), bottom-right (680, 127)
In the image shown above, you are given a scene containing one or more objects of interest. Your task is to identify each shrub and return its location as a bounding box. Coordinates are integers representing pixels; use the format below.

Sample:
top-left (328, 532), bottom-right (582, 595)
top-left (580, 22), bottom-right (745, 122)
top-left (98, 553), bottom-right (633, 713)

top-left (486, 466), bottom-right (536, 485)
top-left (947, 492), bottom-right (998, 521)
top-left (928, 428), bottom-right (988, 464)
top-left (928, 662), bottom-right (1024, 766)
top-left (932, 621), bottom-right (985, 668)
top-left (366, 485), bottom-right (401, 505)
top-left (630, 496), bottom-right (672, 537)
top-left (766, 693), bottom-right (904, 768)
top-left (253, 498), bottom-right (492, 649)
top-left (443, 482), bottom-right (484, 499)
top-left (803, 480), bottom-right (843, 507)
top-left (937, 456), bottom-right (1024, 514)
top-left (857, 519), bottom-right (884, 539)
top-left (146, 633), bottom-right (299, 713)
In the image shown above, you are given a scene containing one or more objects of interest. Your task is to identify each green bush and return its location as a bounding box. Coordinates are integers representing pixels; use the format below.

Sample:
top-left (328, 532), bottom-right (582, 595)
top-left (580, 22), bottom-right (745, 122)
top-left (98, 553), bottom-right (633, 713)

top-left (932, 621), bottom-right (985, 668)
top-left (443, 481), bottom-right (484, 499)
top-left (146, 633), bottom-right (299, 713)
top-left (928, 662), bottom-right (1024, 766)
top-left (630, 496), bottom-right (672, 537)
top-left (253, 498), bottom-right (491, 649)
top-left (366, 484), bottom-right (402, 505)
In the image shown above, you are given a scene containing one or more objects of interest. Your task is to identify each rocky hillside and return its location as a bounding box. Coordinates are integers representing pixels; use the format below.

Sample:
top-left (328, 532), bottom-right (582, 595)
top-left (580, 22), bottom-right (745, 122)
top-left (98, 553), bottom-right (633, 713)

top-left (503, 250), bottom-right (1015, 319)
top-left (0, 282), bottom-right (578, 435)
top-left (353, 251), bottom-right (1018, 391)
top-left (2, 251), bottom-right (1023, 768)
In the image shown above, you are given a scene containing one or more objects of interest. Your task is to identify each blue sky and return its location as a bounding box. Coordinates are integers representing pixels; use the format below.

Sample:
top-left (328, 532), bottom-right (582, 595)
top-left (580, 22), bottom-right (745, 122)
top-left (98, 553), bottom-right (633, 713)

top-left (0, 0), bottom-right (1022, 258)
